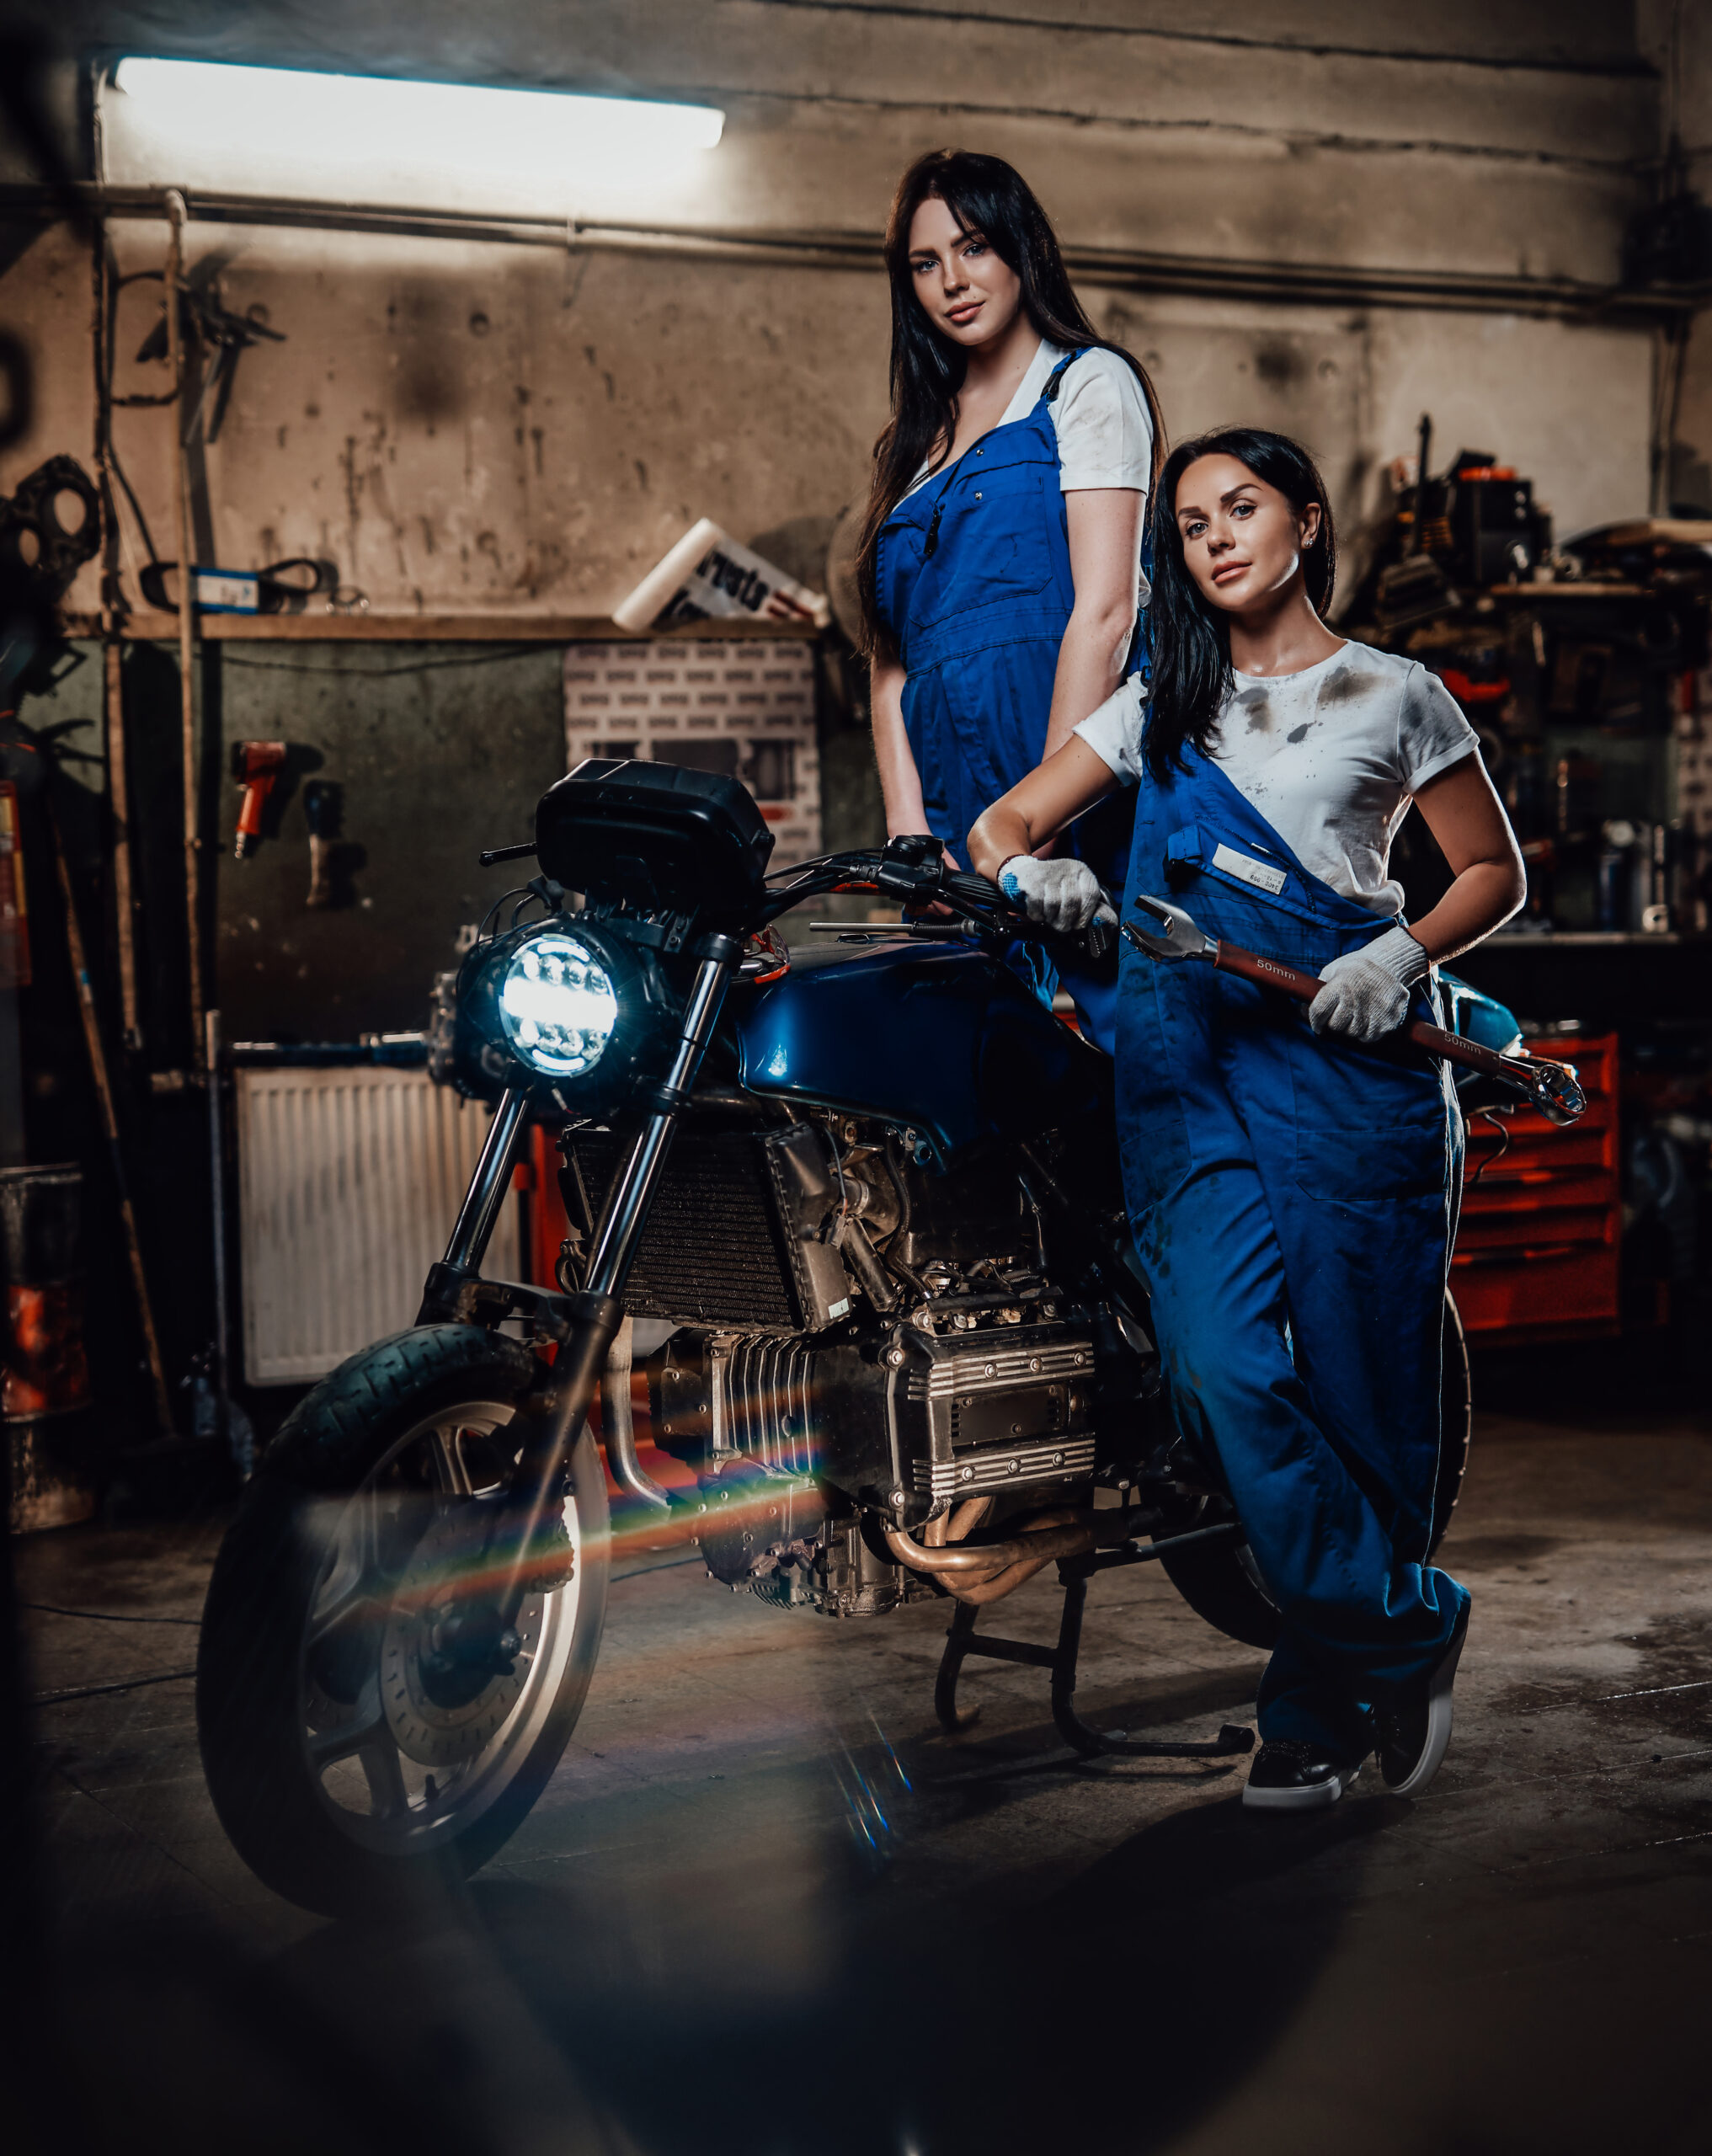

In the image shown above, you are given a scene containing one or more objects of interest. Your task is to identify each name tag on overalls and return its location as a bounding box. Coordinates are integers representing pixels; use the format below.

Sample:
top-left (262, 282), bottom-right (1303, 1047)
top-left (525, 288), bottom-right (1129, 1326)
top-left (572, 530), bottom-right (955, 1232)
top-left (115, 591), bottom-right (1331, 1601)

top-left (1211, 843), bottom-right (1288, 895)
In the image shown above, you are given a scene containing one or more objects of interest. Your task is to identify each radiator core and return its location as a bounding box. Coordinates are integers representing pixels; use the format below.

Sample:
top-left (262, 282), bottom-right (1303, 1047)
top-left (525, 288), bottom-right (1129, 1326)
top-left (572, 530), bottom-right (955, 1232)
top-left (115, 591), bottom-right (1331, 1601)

top-left (236, 1067), bottom-right (517, 1385)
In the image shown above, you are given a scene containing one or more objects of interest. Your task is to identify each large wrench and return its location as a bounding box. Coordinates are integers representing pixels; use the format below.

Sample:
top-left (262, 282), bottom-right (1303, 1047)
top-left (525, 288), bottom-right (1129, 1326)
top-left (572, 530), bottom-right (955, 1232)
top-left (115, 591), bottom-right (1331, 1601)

top-left (1117, 891), bottom-right (1587, 1125)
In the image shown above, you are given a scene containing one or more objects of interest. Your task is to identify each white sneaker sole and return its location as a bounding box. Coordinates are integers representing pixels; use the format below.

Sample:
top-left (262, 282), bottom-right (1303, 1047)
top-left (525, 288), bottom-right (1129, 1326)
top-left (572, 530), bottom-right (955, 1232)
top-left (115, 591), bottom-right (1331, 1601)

top-left (1386, 1611), bottom-right (1469, 1798)
top-left (1242, 1761), bottom-right (1359, 1813)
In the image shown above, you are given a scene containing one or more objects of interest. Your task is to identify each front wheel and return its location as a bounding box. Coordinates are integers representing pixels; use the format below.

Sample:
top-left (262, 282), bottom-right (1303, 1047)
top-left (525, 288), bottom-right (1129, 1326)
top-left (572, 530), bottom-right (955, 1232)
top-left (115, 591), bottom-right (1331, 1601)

top-left (196, 1325), bottom-right (609, 1917)
top-left (1154, 1289), bottom-right (1472, 1652)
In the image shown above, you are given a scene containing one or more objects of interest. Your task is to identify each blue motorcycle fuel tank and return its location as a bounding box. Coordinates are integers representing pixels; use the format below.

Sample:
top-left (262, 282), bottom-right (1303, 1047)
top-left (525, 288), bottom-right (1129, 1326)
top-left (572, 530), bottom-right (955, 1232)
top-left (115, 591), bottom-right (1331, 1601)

top-left (729, 941), bottom-right (1525, 1169)
top-left (732, 939), bottom-right (1111, 1169)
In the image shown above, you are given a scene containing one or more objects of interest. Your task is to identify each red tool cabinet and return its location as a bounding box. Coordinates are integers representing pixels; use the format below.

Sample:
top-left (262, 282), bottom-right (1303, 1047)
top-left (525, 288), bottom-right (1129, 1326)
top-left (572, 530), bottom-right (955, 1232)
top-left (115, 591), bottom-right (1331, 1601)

top-left (1453, 1033), bottom-right (1620, 1343)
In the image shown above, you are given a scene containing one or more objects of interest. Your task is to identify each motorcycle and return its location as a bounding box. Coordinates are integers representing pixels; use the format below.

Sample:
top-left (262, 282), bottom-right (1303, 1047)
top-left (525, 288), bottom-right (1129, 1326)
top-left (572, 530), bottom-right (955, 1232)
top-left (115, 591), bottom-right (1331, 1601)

top-left (195, 757), bottom-right (1572, 1914)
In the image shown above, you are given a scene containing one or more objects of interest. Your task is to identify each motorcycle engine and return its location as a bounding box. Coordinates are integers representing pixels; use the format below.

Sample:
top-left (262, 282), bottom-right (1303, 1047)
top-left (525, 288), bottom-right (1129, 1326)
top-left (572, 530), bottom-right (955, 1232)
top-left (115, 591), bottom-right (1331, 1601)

top-left (579, 1107), bottom-right (1137, 1615)
top-left (645, 1306), bottom-right (1100, 1615)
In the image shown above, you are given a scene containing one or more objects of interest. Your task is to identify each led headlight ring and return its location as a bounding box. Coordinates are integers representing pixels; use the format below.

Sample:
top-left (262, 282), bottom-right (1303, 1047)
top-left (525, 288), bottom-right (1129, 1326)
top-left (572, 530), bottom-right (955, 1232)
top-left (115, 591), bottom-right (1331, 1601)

top-left (497, 931), bottom-right (619, 1078)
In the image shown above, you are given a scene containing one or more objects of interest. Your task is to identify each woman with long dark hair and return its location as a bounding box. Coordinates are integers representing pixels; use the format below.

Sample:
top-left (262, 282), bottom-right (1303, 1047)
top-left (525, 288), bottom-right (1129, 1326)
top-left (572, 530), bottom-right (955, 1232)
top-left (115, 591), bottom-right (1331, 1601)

top-left (859, 148), bottom-right (1161, 1044)
top-left (969, 427), bottom-right (1526, 1812)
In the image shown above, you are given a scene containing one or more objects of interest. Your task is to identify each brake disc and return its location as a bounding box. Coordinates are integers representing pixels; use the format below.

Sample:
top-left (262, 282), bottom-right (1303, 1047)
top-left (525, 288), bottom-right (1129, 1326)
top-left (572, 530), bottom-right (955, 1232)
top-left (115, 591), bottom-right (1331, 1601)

top-left (379, 1503), bottom-right (549, 1768)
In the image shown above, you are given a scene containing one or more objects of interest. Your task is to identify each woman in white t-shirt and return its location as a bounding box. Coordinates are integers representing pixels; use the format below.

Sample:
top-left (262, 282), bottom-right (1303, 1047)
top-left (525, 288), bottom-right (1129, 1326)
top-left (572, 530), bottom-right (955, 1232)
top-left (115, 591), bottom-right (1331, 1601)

top-left (856, 148), bottom-right (1159, 1047)
top-left (968, 428), bottom-right (1526, 1817)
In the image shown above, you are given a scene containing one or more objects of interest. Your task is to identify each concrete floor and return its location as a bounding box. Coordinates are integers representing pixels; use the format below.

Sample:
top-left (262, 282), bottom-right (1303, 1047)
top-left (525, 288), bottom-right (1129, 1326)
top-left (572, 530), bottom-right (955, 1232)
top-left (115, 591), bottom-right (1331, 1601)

top-left (11, 1389), bottom-right (1712, 2156)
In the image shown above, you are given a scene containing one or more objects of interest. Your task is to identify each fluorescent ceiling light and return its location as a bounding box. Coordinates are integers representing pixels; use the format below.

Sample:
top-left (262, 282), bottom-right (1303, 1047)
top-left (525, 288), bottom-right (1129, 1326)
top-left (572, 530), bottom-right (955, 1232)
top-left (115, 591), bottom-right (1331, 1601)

top-left (108, 58), bottom-right (723, 203)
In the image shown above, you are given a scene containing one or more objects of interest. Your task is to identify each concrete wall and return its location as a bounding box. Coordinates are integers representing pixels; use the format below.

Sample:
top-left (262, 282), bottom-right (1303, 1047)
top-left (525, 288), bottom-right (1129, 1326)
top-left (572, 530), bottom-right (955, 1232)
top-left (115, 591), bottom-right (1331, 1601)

top-left (0, 0), bottom-right (1670, 622)
top-left (1636, 0), bottom-right (1712, 512)
top-left (0, 0), bottom-right (1681, 1052)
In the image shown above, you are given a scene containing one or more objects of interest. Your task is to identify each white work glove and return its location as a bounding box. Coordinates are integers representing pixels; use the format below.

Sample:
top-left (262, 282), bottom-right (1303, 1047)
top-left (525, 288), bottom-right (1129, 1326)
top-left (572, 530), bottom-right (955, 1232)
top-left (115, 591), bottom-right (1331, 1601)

top-left (997, 855), bottom-right (1104, 933)
top-left (1309, 923), bottom-right (1429, 1044)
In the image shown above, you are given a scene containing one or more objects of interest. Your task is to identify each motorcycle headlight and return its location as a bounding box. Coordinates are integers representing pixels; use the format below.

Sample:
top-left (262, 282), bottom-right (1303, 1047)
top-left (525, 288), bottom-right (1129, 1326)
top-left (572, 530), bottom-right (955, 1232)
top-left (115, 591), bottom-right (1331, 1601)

top-left (443, 915), bottom-right (677, 1110)
top-left (498, 932), bottom-right (619, 1077)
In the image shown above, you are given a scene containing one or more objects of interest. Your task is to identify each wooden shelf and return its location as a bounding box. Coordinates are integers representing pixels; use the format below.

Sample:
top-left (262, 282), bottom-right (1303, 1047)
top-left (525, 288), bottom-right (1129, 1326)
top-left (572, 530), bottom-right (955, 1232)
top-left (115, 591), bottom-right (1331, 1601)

top-left (1487, 931), bottom-right (1696, 947)
top-left (58, 610), bottom-right (820, 645)
top-left (1485, 583), bottom-right (1651, 600)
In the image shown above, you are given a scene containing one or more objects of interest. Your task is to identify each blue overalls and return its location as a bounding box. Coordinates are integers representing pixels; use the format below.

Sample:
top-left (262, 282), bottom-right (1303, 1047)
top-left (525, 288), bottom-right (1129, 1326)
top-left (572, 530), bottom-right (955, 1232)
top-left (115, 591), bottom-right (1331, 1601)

top-left (1117, 747), bottom-right (1469, 1758)
top-left (876, 350), bottom-right (1140, 1049)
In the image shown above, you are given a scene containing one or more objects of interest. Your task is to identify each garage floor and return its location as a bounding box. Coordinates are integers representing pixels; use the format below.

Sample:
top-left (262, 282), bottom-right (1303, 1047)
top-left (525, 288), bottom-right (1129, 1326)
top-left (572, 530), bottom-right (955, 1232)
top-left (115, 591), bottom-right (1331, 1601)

top-left (12, 1385), bottom-right (1712, 2156)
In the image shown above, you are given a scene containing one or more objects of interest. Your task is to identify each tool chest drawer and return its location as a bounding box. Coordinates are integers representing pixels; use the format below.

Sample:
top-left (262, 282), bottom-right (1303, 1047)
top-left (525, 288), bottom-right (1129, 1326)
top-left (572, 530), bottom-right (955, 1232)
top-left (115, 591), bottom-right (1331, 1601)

top-left (1452, 1033), bottom-right (1619, 1343)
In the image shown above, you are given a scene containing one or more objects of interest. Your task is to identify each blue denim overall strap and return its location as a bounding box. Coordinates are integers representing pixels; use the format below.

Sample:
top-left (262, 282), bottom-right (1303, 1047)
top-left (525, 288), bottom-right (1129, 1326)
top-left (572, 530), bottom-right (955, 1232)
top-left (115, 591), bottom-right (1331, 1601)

top-left (1117, 742), bottom-right (1467, 1756)
top-left (876, 350), bottom-right (1139, 1048)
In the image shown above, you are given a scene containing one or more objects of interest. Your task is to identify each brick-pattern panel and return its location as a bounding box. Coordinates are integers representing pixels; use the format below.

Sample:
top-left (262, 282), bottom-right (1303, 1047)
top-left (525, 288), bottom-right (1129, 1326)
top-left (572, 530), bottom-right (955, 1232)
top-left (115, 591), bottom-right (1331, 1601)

top-left (563, 638), bottom-right (820, 870)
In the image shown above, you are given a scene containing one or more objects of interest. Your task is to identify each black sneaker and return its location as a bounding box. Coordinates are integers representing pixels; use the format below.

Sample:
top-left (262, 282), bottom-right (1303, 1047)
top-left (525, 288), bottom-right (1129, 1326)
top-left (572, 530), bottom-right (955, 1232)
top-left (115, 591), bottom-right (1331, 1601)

top-left (1241, 1738), bottom-right (1361, 1813)
top-left (1377, 1600), bottom-right (1469, 1797)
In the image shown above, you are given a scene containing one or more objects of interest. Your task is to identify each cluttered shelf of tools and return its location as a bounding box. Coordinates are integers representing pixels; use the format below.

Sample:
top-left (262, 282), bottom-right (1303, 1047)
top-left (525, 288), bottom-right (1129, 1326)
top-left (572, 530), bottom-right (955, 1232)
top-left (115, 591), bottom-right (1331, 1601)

top-left (56, 611), bottom-right (820, 643)
top-left (1454, 1032), bottom-right (1620, 1344)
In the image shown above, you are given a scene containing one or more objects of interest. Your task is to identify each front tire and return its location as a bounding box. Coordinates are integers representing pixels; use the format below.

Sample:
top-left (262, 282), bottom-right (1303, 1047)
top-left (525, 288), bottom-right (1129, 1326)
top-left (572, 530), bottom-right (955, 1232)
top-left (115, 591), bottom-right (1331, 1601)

top-left (1154, 1289), bottom-right (1472, 1652)
top-left (196, 1325), bottom-right (609, 1917)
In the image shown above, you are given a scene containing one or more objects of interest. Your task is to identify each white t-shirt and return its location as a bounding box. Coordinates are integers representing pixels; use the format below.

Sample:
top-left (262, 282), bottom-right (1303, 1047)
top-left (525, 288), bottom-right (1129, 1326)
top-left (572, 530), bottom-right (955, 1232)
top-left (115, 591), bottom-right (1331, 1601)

top-left (1075, 641), bottom-right (1479, 917)
top-left (909, 337), bottom-right (1153, 499)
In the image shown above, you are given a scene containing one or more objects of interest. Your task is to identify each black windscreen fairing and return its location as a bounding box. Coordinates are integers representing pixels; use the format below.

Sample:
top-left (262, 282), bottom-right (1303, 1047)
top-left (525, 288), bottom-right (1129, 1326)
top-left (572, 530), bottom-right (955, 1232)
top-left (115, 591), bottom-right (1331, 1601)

top-left (535, 758), bottom-right (774, 917)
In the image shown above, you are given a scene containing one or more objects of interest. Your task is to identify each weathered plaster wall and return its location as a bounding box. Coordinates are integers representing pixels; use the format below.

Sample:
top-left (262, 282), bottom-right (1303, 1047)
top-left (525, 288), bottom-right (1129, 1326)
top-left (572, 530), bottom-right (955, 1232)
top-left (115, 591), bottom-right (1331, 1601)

top-left (0, 227), bottom-right (1660, 623)
top-left (0, 0), bottom-right (1680, 1056)
top-left (1636, 0), bottom-right (1712, 513)
top-left (0, 0), bottom-right (1671, 620)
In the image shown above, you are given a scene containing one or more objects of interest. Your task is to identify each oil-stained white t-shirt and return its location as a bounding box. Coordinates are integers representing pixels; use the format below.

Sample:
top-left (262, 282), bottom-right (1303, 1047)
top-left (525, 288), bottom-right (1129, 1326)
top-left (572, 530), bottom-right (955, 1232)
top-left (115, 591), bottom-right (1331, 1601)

top-left (1074, 641), bottom-right (1478, 917)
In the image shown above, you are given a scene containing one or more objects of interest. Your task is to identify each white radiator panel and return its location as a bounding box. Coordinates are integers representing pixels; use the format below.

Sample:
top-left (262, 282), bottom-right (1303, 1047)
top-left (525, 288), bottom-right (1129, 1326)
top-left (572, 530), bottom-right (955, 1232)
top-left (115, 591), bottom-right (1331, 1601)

top-left (237, 1069), bottom-right (518, 1385)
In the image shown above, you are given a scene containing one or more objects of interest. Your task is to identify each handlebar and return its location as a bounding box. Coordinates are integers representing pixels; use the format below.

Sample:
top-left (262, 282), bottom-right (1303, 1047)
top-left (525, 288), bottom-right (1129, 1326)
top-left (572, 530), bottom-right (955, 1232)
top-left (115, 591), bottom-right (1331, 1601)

top-left (759, 841), bottom-right (1117, 958)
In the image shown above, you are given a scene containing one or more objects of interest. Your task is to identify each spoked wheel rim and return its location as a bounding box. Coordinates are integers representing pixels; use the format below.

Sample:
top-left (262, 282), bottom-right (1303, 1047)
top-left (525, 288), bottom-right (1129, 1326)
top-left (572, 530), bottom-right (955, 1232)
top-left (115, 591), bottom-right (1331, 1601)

top-left (297, 1400), bottom-right (586, 1856)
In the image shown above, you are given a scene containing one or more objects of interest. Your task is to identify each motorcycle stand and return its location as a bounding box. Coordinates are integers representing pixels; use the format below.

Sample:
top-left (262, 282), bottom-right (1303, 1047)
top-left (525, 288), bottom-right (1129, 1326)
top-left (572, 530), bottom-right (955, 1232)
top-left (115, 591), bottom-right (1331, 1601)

top-left (933, 1538), bottom-right (1257, 1760)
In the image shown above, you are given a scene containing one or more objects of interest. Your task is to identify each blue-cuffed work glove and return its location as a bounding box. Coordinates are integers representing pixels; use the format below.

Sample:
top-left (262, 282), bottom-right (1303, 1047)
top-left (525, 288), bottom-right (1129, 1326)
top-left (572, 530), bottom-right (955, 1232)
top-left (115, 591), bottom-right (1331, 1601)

top-left (998, 855), bottom-right (1103, 933)
top-left (1309, 923), bottom-right (1429, 1044)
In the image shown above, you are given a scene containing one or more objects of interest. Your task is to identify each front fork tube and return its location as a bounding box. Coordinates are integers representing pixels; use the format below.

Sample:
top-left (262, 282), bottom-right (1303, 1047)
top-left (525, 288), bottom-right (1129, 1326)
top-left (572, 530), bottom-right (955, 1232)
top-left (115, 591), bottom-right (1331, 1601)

top-left (497, 949), bottom-right (735, 1617)
top-left (440, 1086), bottom-right (532, 1276)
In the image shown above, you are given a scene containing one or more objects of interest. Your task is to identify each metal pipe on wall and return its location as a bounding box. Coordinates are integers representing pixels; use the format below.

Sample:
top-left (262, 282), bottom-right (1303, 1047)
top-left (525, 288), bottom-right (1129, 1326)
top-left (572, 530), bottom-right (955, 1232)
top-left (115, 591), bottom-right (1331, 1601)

top-left (90, 217), bottom-right (143, 1054)
top-left (205, 1010), bottom-right (229, 1421)
top-left (102, 638), bottom-right (141, 1052)
top-left (6, 183), bottom-right (1701, 327)
top-left (163, 189), bottom-right (205, 1071)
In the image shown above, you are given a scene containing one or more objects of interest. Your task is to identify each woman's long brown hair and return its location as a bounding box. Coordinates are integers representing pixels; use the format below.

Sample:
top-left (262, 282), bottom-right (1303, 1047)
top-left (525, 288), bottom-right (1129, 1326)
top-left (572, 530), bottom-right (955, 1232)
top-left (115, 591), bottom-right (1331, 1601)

top-left (856, 147), bottom-right (1163, 661)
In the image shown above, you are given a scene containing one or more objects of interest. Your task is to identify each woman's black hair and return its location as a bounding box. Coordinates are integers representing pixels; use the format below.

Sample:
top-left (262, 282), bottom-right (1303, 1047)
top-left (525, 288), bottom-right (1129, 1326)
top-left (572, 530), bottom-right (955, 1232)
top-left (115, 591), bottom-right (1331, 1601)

top-left (856, 147), bottom-right (1163, 660)
top-left (1144, 426), bottom-right (1337, 782)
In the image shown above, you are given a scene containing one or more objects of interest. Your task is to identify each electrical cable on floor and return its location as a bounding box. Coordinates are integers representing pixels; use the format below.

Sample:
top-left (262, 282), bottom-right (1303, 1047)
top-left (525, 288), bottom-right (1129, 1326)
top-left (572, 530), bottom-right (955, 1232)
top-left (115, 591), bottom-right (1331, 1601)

top-left (30, 1669), bottom-right (197, 1706)
top-left (20, 1602), bottom-right (201, 1625)
top-left (25, 1557), bottom-right (701, 1706)
top-left (611, 1553), bottom-right (706, 1582)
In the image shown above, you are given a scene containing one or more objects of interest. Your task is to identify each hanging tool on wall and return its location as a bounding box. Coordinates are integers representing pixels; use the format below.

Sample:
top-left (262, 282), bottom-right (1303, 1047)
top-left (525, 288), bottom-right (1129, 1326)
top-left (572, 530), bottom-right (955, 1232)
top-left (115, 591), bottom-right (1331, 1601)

top-left (0, 456), bottom-right (101, 600)
top-left (231, 740), bottom-right (286, 860)
top-left (140, 555), bottom-right (338, 616)
top-left (132, 270), bottom-right (285, 445)
top-left (303, 778), bottom-right (343, 907)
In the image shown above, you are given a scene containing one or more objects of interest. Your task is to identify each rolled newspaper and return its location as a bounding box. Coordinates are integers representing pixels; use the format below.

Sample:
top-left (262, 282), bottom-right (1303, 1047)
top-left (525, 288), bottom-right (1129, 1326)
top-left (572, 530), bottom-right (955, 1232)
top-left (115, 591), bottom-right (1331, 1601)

top-left (611, 517), bottom-right (829, 633)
